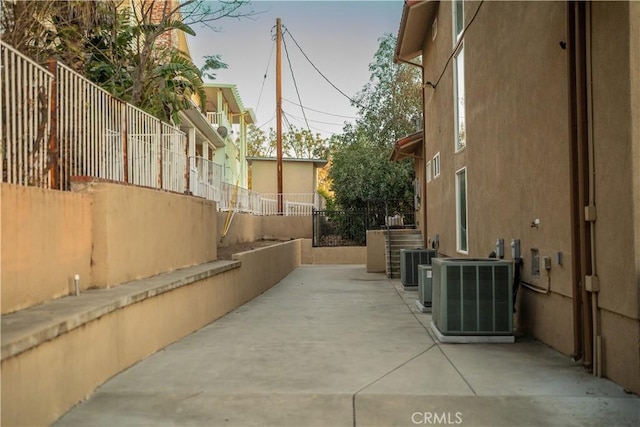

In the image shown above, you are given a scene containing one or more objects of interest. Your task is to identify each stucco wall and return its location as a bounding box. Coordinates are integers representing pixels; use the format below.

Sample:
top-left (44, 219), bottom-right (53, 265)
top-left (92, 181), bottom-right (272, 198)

top-left (1, 184), bottom-right (92, 314)
top-left (1, 242), bottom-right (301, 427)
top-left (423, 0), bottom-right (574, 350)
top-left (73, 181), bottom-right (217, 288)
top-left (262, 215), bottom-right (312, 240)
top-left (419, 0), bottom-right (640, 393)
top-left (250, 159), bottom-right (317, 194)
top-left (218, 212), bottom-right (263, 247)
top-left (217, 213), bottom-right (312, 247)
top-left (300, 239), bottom-right (366, 265)
top-left (589, 1), bottom-right (640, 392)
top-left (366, 230), bottom-right (387, 273)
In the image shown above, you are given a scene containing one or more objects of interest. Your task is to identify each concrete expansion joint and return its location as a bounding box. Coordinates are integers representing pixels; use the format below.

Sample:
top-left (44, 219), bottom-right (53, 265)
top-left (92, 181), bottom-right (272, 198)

top-left (1, 260), bottom-right (241, 361)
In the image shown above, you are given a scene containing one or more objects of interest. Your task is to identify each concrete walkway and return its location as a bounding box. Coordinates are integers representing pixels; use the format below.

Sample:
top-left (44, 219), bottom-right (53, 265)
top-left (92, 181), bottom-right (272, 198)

top-left (55, 265), bottom-right (639, 427)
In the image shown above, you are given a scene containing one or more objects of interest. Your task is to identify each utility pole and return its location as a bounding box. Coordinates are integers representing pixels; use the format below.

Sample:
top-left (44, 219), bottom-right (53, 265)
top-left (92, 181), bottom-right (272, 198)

top-left (276, 18), bottom-right (283, 214)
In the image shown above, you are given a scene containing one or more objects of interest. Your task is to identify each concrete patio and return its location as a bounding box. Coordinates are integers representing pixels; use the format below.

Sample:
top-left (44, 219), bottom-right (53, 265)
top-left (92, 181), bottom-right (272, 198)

top-left (54, 265), bottom-right (639, 427)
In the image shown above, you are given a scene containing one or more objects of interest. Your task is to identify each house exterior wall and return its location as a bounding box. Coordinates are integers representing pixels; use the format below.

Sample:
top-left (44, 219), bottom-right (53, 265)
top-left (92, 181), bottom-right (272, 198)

top-left (414, 0), bottom-right (639, 392)
top-left (250, 159), bottom-right (318, 194)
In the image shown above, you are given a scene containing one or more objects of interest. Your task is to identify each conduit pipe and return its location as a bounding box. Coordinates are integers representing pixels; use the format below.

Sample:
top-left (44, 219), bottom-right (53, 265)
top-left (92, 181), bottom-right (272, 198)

top-left (584, 3), bottom-right (602, 378)
top-left (567, 0), bottom-right (595, 372)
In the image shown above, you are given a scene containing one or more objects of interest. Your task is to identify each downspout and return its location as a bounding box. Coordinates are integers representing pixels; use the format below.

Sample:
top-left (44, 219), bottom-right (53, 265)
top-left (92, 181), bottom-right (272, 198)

top-left (584, 2), bottom-right (602, 378)
top-left (567, 0), bottom-right (594, 371)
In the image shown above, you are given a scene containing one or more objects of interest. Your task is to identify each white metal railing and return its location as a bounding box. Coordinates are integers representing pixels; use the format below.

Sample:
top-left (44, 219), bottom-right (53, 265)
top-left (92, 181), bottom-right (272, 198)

top-left (206, 111), bottom-right (232, 133)
top-left (161, 122), bottom-right (186, 193)
top-left (259, 193), bottom-right (323, 216)
top-left (57, 62), bottom-right (127, 188)
top-left (1, 40), bottom-right (54, 188)
top-left (190, 156), bottom-right (223, 202)
top-left (1, 41), bottom-right (320, 217)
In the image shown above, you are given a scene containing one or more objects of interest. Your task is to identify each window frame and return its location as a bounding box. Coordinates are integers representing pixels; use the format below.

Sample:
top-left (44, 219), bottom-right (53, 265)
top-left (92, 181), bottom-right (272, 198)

top-left (433, 153), bottom-right (441, 179)
top-left (455, 166), bottom-right (468, 254)
top-left (453, 44), bottom-right (466, 153)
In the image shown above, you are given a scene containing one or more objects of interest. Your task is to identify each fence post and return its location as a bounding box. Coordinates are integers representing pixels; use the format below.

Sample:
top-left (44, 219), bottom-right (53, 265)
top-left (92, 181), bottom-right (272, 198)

top-left (158, 125), bottom-right (163, 190)
top-left (121, 104), bottom-right (128, 183)
top-left (184, 133), bottom-right (190, 194)
top-left (48, 59), bottom-right (58, 189)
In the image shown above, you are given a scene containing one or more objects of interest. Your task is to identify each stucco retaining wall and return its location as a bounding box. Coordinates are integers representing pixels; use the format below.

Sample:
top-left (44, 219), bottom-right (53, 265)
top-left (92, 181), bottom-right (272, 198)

top-left (1, 184), bottom-right (92, 314)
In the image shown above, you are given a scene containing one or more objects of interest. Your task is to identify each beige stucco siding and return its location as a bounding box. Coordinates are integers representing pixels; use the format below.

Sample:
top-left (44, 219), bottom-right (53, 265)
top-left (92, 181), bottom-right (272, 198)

top-left (590, 2), bottom-right (639, 320)
top-left (251, 160), bottom-right (318, 194)
top-left (417, 0), bottom-right (639, 393)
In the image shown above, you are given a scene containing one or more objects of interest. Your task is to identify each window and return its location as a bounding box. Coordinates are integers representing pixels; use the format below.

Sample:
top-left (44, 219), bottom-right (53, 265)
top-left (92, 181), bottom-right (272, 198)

top-left (456, 167), bottom-right (468, 253)
top-left (453, 0), bottom-right (464, 42)
top-left (432, 17), bottom-right (438, 41)
top-left (454, 45), bottom-right (466, 151)
top-left (426, 160), bottom-right (432, 183)
top-left (433, 153), bottom-right (441, 178)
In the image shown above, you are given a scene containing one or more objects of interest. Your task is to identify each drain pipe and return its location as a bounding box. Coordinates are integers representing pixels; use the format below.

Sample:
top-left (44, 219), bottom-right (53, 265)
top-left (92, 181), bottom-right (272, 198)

top-left (584, 3), bottom-right (602, 377)
top-left (567, 0), bottom-right (595, 371)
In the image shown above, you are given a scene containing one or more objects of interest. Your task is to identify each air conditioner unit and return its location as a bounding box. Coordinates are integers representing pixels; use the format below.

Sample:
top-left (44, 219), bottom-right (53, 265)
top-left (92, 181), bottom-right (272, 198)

top-left (431, 258), bottom-right (513, 337)
top-left (400, 248), bottom-right (436, 288)
top-left (416, 264), bottom-right (433, 312)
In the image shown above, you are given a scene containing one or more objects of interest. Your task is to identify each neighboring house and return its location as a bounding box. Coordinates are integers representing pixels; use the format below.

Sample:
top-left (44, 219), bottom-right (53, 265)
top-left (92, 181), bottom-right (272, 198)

top-left (247, 157), bottom-right (327, 214)
top-left (203, 83), bottom-right (256, 188)
top-left (394, 0), bottom-right (639, 394)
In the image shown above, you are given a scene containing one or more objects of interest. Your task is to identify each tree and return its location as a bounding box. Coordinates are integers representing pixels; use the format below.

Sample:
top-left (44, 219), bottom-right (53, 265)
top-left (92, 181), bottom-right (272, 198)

top-left (328, 33), bottom-right (422, 211)
top-left (247, 124), bottom-right (329, 159)
top-left (0, 0), bottom-right (254, 124)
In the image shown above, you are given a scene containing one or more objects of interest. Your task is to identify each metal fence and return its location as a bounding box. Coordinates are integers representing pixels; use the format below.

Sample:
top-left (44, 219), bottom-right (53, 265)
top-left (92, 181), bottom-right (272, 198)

top-left (1, 42), bottom-right (54, 187)
top-left (2, 40), bottom-right (187, 192)
top-left (312, 201), bottom-right (417, 247)
top-left (1, 40), bottom-right (320, 217)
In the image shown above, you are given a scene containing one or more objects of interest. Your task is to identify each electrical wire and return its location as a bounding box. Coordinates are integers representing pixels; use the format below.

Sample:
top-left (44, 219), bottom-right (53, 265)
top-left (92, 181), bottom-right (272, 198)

top-left (281, 30), bottom-right (312, 133)
top-left (282, 111), bottom-right (337, 136)
top-left (254, 38), bottom-right (276, 113)
top-left (255, 111), bottom-right (276, 130)
top-left (283, 110), bottom-right (347, 127)
top-left (282, 98), bottom-right (357, 119)
top-left (283, 27), bottom-right (364, 109)
top-left (425, 0), bottom-right (484, 89)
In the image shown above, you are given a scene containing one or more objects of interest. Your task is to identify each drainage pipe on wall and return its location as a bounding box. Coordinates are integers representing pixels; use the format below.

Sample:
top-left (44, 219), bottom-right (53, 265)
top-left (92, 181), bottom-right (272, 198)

top-left (567, 0), bottom-right (595, 373)
top-left (584, 2), bottom-right (602, 378)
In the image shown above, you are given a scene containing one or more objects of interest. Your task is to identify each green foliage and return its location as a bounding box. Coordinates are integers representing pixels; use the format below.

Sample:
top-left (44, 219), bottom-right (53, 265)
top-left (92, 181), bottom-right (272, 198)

top-left (316, 187), bottom-right (336, 211)
top-left (0, 0), bottom-right (252, 125)
top-left (329, 128), bottom-right (414, 211)
top-left (201, 54), bottom-right (228, 80)
top-left (328, 33), bottom-right (421, 211)
top-left (247, 124), bottom-right (329, 159)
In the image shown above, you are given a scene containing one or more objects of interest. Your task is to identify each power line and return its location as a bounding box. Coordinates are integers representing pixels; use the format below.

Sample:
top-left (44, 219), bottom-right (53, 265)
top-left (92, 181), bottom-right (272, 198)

top-left (282, 111), bottom-right (340, 136)
top-left (426, 0), bottom-right (484, 89)
top-left (283, 27), bottom-right (364, 109)
top-left (256, 111), bottom-right (276, 130)
top-left (284, 110), bottom-right (348, 127)
top-left (281, 30), bottom-right (311, 133)
top-left (283, 98), bottom-right (357, 119)
top-left (254, 38), bottom-right (276, 113)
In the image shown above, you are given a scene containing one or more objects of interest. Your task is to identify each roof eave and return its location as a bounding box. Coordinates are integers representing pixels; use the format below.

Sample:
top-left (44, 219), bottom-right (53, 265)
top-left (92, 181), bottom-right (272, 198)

top-left (395, 0), bottom-right (439, 63)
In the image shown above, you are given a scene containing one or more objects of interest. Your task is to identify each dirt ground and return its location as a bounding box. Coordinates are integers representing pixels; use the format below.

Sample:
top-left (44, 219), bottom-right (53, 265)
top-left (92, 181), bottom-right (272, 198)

top-left (216, 240), bottom-right (284, 260)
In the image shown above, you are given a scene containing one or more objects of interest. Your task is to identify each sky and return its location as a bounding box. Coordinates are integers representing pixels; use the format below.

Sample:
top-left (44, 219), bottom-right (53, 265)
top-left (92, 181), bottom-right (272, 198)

top-left (187, 0), bottom-right (405, 138)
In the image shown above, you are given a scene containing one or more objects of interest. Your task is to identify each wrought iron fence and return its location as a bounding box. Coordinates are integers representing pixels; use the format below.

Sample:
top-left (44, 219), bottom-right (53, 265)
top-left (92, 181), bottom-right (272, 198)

top-left (312, 200), bottom-right (417, 247)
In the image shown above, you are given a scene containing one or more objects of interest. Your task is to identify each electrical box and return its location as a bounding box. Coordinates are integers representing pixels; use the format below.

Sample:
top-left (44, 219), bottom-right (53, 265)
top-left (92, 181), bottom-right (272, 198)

top-left (511, 239), bottom-right (521, 259)
top-left (496, 239), bottom-right (505, 259)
